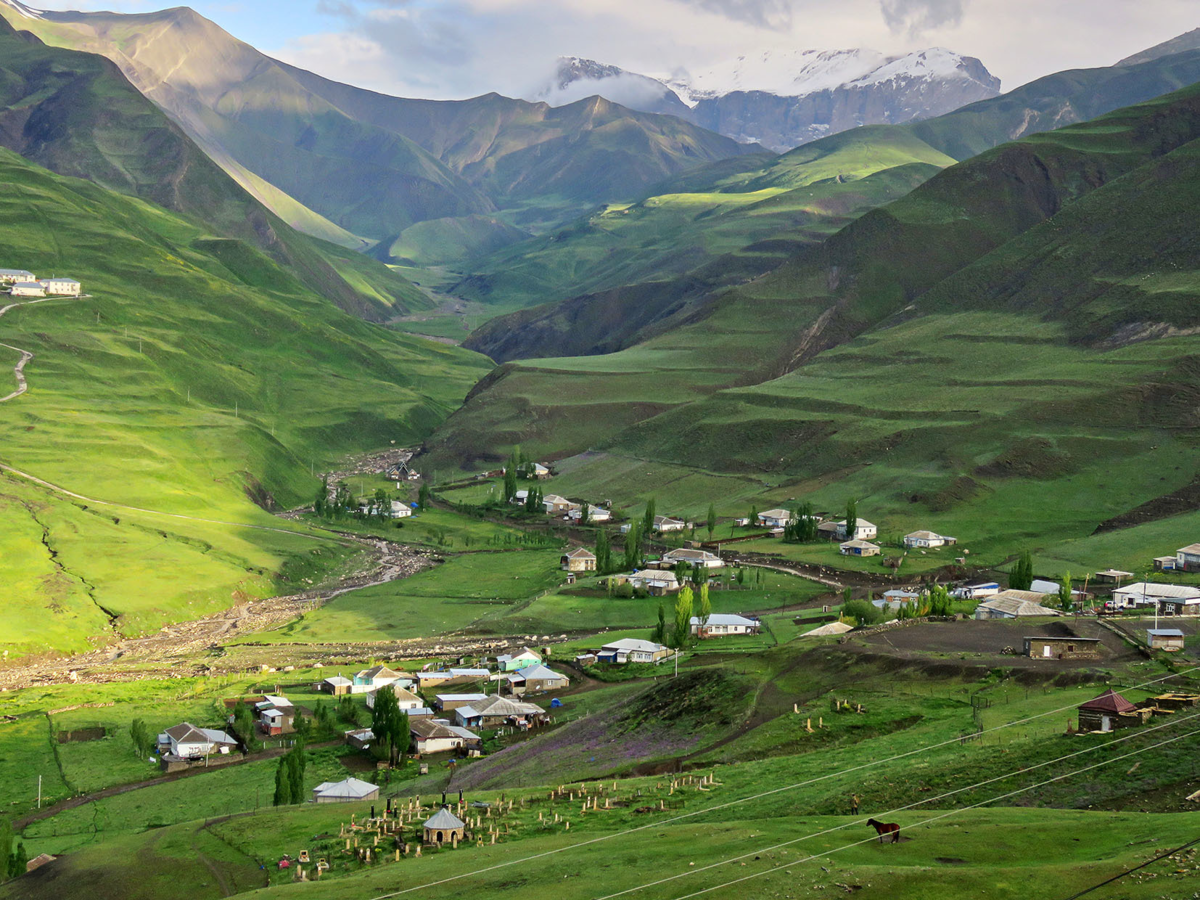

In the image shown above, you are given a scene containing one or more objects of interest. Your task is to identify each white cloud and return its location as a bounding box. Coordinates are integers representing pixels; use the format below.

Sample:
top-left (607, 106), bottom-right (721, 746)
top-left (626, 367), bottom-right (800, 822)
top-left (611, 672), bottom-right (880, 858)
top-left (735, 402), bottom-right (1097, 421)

top-left (263, 0), bottom-right (1200, 101)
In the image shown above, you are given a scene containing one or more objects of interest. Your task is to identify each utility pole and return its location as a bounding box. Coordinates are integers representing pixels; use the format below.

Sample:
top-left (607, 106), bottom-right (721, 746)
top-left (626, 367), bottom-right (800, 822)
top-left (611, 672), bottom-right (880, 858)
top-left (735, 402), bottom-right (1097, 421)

top-left (37, 774), bottom-right (41, 808)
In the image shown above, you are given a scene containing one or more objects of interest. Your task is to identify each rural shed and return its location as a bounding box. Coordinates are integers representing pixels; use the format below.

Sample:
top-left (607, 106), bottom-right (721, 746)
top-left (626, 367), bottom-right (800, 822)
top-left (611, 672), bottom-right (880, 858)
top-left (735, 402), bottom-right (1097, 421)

top-left (1147, 628), bottom-right (1185, 651)
top-left (1023, 635), bottom-right (1102, 660)
top-left (1077, 689), bottom-right (1151, 732)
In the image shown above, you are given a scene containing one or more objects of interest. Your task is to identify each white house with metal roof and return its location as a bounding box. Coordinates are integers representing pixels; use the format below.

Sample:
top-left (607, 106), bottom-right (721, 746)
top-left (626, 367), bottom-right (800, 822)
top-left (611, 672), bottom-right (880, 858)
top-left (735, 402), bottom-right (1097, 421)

top-left (10, 281), bottom-right (45, 297)
top-left (312, 777), bottom-right (379, 803)
top-left (157, 723), bottom-right (238, 759)
top-left (598, 638), bottom-right (670, 664)
top-left (662, 547), bottom-right (724, 569)
top-left (690, 613), bottom-right (760, 637)
top-left (0, 269), bottom-right (35, 284)
top-left (42, 277), bottom-right (81, 296)
top-left (1111, 582), bottom-right (1200, 610)
top-left (903, 530), bottom-right (956, 549)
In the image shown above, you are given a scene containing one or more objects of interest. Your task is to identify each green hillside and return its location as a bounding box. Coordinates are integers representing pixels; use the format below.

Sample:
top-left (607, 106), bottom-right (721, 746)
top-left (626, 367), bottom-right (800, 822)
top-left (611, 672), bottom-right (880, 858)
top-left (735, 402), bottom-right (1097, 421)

top-left (455, 49), bottom-right (1200, 357)
top-left (0, 16), bottom-right (428, 322)
top-left (0, 4), bottom-right (757, 249)
top-left (421, 83), bottom-right (1200, 564)
top-left (0, 147), bottom-right (491, 659)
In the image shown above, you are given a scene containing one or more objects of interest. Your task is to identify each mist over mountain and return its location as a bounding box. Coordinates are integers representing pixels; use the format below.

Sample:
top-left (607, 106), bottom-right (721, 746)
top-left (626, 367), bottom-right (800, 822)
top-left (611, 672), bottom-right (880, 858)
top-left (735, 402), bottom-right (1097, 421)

top-left (533, 47), bottom-right (1001, 151)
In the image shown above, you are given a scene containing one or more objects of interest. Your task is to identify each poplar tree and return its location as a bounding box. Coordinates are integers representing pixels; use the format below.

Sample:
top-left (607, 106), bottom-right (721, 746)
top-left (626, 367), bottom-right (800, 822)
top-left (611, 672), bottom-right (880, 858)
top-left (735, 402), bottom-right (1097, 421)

top-left (1010, 551), bottom-right (1034, 591)
top-left (845, 497), bottom-right (858, 540)
top-left (697, 582), bottom-right (712, 628)
top-left (642, 498), bottom-right (657, 540)
top-left (706, 503), bottom-right (717, 539)
top-left (596, 529), bottom-right (611, 574)
top-left (672, 586), bottom-right (694, 649)
top-left (1058, 571), bottom-right (1074, 611)
top-left (624, 523), bottom-right (642, 571)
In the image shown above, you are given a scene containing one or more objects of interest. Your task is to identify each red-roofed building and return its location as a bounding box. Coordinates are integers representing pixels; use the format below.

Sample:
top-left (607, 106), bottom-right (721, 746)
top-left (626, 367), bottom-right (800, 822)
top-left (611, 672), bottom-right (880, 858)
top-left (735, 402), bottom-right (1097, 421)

top-left (1078, 689), bottom-right (1151, 731)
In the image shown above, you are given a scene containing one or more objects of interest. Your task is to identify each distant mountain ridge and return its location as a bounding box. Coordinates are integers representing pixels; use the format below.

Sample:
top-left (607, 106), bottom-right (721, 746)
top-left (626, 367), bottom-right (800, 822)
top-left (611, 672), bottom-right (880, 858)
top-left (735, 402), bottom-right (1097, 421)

top-left (0, 2), bottom-right (759, 246)
top-left (534, 47), bottom-right (1001, 151)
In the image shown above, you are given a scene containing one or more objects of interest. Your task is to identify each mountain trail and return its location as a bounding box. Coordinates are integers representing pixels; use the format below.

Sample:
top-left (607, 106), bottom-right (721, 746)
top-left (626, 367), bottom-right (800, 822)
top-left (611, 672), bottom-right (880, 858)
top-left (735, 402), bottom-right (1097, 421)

top-left (0, 295), bottom-right (83, 402)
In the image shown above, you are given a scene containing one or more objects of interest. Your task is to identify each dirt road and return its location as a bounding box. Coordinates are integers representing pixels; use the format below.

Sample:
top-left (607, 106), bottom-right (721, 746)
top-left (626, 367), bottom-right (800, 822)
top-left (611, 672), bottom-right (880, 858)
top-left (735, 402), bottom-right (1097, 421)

top-left (0, 295), bottom-right (71, 403)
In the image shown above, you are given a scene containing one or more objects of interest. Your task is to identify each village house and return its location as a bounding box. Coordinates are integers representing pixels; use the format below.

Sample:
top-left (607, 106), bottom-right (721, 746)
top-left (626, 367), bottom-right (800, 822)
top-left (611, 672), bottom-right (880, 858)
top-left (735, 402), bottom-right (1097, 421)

top-left (1093, 568), bottom-right (1134, 584)
top-left (542, 494), bottom-right (576, 515)
top-left (424, 807), bottom-right (466, 846)
top-left (1147, 628), bottom-right (1186, 651)
top-left (42, 277), bottom-right (81, 296)
top-left (10, 281), bottom-right (45, 298)
top-left (973, 591), bottom-right (1061, 619)
top-left (661, 547), bottom-right (725, 570)
top-left (952, 581), bottom-right (1001, 600)
top-left (652, 515), bottom-right (688, 533)
top-left (839, 539), bottom-right (880, 557)
top-left (834, 519), bottom-right (877, 541)
top-left (1023, 635), bottom-right (1102, 660)
top-left (497, 648), bottom-right (542, 671)
top-left (1077, 689), bottom-right (1152, 732)
top-left (255, 696), bottom-right (296, 736)
top-left (757, 508), bottom-right (792, 529)
top-left (873, 589), bottom-right (922, 612)
top-left (568, 503), bottom-right (612, 523)
top-left (390, 500), bottom-right (414, 518)
top-left (157, 723), bottom-right (238, 760)
top-left (1168, 543), bottom-right (1200, 572)
top-left (1110, 582), bottom-right (1200, 613)
top-left (434, 693), bottom-right (489, 712)
top-left (511, 489), bottom-right (529, 505)
top-left (0, 268), bottom-right (35, 284)
top-left (321, 675), bottom-right (352, 696)
top-left (597, 638), bottom-right (671, 664)
top-left (344, 727), bottom-right (375, 750)
top-left (1030, 579), bottom-right (1091, 603)
top-left (312, 777), bottom-right (379, 803)
top-left (352, 665), bottom-right (407, 693)
top-left (624, 570), bottom-right (680, 596)
top-left (365, 685), bottom-right (424, 711)
top-left (453, 695), bottom-right (548, 729)
top-left (690, 613), bottom-right (760, 638)
top-left (903, 530), bottom-right (957, 549)
top-left (415, 668), bottom-right (492, 690)
top-left (410, 717), bottom-right (479, 755)
top-left (561, 548), bottom-right (597, 573)
top-left (531, 463), bottom-right (551, 479)
top-left (505, 663), bottom-right (569, 694)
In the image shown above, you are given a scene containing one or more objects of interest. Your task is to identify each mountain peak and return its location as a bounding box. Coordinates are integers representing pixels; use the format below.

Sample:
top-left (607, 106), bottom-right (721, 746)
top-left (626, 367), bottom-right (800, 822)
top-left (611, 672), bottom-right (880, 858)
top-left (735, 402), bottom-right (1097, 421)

top-left (0, 0), bottom-right (43, 19)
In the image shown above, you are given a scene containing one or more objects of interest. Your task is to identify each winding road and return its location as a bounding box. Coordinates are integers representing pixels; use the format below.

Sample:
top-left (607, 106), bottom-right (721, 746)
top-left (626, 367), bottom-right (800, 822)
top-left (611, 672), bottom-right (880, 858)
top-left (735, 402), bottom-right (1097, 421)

top-left (0, 295), bottom-right (71, 403)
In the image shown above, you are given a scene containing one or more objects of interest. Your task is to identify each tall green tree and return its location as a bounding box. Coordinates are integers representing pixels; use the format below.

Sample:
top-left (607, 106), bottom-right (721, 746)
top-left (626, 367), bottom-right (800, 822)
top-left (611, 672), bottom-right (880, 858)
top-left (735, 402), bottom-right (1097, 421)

top-left (1058, 571), bottom-right (1074, 611)
top-left (417, 481), bottom-right (431, 511)
top-left (652, 603), bottom-right (667, 644)
top-left (706, 503), bottom-right (717, 539)
top-left (596, 529), bottom-right (611, 574)
top-left (580, 503), bottom-right (590, 525)
top-left (697, 582), bottom-right (712, 628)
top-left (503, 460), bottom-right (518, 503)
top-left (624, 523), bottom-right (642, 571)
top-left (287, 742), bottom-right (306, 802)
top-left (1010, 551), bottom-right (1034, 591)
top-left (371, 686), bottom-right (410, 766)
top-left (845, 497), bottom-right (858, 540)
top-left (273, 756), bottom-right (290, 806)
top-left (672, 585), bottom-right (694, 649)
top-left (7, 842), bottom-right (25, 880)
top-left (0, 818), bottom-right (12, 881)
top-left (642, 498), bottom-right (657, 540)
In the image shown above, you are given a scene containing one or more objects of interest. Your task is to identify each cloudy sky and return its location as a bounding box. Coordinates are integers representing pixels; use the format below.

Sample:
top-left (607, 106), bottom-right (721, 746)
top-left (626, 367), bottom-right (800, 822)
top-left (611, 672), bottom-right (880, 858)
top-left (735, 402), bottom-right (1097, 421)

top-left (22, 0), bottom-right (1200, 99)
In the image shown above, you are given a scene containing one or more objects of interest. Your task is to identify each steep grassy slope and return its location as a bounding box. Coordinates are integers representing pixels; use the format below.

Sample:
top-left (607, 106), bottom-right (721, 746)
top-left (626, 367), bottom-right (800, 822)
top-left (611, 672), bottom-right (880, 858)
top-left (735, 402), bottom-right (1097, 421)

top-left (0, 4), bottom-right (757, 246)
top-left (0, 148), bottom-right (491, 658)
top-left (0, 16), bottom-right (427, 321)
top-left (454, 49), bottom-right (1200, 356)
top-left (421, 83), bottom-right (1200, 562)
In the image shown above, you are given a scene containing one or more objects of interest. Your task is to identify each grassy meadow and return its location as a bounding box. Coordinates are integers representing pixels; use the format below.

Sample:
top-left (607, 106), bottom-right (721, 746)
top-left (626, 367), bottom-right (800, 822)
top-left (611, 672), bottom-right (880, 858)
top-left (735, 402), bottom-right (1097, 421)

top-left (0, 149), bottom-right (492, 657)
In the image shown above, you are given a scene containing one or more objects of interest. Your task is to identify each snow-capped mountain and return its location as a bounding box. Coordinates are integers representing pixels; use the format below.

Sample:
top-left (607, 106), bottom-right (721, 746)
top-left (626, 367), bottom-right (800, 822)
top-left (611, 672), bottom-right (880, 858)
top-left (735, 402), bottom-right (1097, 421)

top-left (0, 0), bottom-right (44, 18)
top-left (534, 48), bottom-right (1000, 152)
top-left (533, 57), bottom-right (694, 119)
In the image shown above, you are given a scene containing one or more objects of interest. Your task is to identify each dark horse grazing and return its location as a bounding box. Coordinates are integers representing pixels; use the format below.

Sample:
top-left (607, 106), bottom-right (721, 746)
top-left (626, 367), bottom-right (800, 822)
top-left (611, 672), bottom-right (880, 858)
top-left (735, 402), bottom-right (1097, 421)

top-left (866, 818), bottom-right (900, 843)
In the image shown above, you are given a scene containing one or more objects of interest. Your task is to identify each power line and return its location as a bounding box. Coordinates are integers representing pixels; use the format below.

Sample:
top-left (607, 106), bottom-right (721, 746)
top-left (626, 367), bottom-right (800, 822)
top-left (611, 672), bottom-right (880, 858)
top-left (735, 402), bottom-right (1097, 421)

top-left (662, 726), bottom-right (1200, 900)
top-left (364, 665), bottom-right (1200, 900)
top-left (1059, 834), bottom-right (1200, 899)
top-left (593, 709), bottom-right (1200, 900)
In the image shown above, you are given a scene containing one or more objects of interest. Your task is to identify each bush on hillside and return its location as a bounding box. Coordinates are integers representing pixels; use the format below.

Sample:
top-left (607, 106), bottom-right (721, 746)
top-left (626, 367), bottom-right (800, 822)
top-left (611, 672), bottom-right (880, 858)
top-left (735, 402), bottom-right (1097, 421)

top-left (841, 599), bottom-right (884, 628)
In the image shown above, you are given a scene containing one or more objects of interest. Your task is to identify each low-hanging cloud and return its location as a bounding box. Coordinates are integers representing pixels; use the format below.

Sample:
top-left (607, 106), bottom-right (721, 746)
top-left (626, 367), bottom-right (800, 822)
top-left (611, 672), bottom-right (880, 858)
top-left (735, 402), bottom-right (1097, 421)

top-left (685, 0), bottom-right (794, 28)
top-left (880, 0), bottom-right (966, 37)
